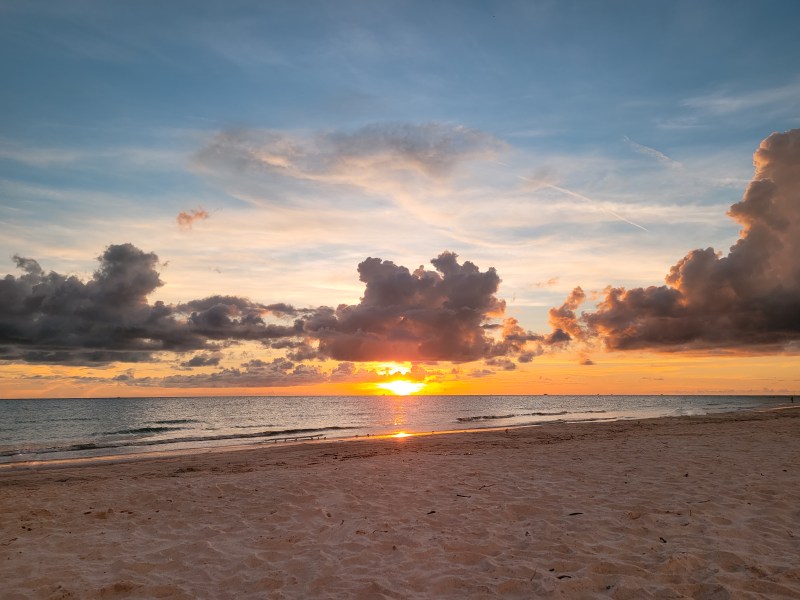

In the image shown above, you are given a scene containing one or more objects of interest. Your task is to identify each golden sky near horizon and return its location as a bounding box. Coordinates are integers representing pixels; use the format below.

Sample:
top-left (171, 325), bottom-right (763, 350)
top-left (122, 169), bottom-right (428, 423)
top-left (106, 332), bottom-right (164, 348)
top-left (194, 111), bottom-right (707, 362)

top-left (1, 2), bottom-right (800, 398)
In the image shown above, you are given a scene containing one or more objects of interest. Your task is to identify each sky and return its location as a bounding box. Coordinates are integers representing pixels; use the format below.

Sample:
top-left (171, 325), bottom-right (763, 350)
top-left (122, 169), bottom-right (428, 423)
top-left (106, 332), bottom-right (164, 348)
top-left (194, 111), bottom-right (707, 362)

top-left (1, 0), bottom-right (799, 398)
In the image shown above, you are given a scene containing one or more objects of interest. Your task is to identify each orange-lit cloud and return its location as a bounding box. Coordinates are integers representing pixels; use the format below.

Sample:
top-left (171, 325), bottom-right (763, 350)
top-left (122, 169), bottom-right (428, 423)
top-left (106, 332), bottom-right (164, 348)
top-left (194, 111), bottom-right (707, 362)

top-left (0, 245), bottom-right (547, 387)
top-left (304, 252), bottom-right (529, 362)
top-left (556, 129), bottom-right (800, 353)
top-left (4, 131), bottom-right (798, 395)
top-left (177, 207), bottom-right (209, 230)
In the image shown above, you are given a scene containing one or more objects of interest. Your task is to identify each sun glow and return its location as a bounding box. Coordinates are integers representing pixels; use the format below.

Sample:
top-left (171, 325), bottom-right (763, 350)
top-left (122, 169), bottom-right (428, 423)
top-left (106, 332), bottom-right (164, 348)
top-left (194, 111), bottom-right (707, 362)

top-left (377, 380), bottom-right (425, 395)
top-left (374, 362), bottom-right (412, 376)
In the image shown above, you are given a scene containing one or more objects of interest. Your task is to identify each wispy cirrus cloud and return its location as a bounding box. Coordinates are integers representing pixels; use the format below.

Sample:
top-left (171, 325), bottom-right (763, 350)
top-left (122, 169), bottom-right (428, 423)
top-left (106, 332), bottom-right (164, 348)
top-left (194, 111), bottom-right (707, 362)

top-left (0, 141), bottom-right (84, 167)
top-left (682, 81), bottom-right (800, 117)
top-left (0, 138), bottom-right (188, 170)
top-left (194, 122), bottom-right (503, 187)
top-left (623, 136), bottom-right (681, 168)
top-left (192, 122), bottom-right (505, 235)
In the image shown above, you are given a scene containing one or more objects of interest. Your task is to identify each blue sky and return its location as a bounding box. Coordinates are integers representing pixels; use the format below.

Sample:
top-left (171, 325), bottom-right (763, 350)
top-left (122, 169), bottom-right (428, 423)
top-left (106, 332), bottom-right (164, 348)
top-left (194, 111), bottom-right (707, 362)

top-left (1, 1), bottom-right (799, 396)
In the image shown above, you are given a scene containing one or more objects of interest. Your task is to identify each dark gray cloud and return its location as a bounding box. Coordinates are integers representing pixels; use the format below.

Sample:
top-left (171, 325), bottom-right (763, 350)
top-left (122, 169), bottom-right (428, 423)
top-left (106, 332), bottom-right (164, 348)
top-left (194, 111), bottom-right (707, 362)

top-left (157, 358), bottom-right (437, 389)
top-left (517, 350), bottom-right (540, 363)
top-left (0, 246), bottom-right (544, 370)
top-left (304, 251), bottom-right (536, 362)
top-left (555, 129), bottom-right (800, 352)
top-left (485, 357), bottom-right (516, 371)
top-left (181, 353), bottom-right (222, 368)
top-left (0, 244), bottom-right (171, 364)
top-left (161, 357), bottom-right (326, 388)
top-left (176, 296), bottom-right (304, 342)
top-left (0, 244), bottom-right (300, 365)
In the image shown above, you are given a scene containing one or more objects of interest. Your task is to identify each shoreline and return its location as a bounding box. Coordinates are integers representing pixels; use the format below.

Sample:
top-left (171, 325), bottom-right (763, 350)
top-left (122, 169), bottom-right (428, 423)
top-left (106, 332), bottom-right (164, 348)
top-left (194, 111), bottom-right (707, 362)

top-left (2, 402), bottom-right (794, 473)
top-left (1, 394), bottom-right (791, 469)
top-left (2, 408), bottom-right (799, 598)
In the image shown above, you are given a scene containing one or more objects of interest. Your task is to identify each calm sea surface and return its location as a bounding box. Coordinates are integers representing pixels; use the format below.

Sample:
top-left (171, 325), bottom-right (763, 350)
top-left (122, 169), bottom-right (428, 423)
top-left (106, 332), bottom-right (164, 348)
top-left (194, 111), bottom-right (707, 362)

top-left (0, 395), bottom-right (791, 464)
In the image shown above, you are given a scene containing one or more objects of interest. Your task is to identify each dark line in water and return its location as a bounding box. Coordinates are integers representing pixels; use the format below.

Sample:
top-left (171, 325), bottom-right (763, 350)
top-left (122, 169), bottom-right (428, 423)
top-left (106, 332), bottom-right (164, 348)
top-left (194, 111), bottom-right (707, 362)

top-left (1, 426), bottom-right (355, 458)
top-left (96, 426), bottom-right (187, 436)
top-left (457, 414), bottom-right (516, 422)
top-left (456, 409), bottom-right (610, 423)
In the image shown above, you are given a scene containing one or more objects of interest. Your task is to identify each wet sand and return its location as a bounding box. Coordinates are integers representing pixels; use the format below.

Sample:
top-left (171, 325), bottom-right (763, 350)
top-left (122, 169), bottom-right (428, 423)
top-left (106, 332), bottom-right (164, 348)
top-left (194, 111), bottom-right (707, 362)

top-left (2, 408), bottom-right (799, 599)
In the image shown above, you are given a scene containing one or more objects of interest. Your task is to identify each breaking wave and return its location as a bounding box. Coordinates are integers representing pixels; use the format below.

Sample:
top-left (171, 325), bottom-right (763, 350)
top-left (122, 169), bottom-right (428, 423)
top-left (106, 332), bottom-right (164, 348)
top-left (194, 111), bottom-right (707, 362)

top-left (456, 409), bottom-right (607, 423)
top-left (1, 425), bottom-right (353, 459)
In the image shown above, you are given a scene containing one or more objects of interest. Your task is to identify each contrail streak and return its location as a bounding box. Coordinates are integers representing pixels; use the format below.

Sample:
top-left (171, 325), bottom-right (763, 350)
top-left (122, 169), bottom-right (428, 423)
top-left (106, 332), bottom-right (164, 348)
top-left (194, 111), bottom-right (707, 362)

top-left (517, 175), bottom-right (650, 232)
top-left (491, 160), bottom-right (649, 232)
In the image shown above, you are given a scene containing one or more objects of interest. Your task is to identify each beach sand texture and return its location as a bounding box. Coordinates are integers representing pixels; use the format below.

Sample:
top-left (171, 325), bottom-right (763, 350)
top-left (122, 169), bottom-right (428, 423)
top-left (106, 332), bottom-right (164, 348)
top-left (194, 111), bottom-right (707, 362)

top-left (2, 409), bottom-right (799, 599)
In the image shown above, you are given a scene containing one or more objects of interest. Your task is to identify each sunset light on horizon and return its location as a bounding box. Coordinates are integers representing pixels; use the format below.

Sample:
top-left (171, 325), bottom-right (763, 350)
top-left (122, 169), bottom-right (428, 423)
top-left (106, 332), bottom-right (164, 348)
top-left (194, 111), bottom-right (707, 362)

top-left (376, 380), bottom-right (426, 396)
top-left (1, 1), bottom-right (799, 399)
top-left (3, 5), bottom-right (800, 596)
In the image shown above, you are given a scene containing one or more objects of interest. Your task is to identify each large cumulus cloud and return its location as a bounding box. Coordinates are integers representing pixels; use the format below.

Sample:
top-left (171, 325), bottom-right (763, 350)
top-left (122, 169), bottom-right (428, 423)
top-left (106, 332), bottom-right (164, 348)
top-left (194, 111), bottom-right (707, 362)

top-left (305, 251), bottom-right (532, 362)
top-left (555, 129), bottom-right (800, 351)
top-left (0, 245), bottom-right (540, 368)
top-left (0, 244), bottom-right (302, 364)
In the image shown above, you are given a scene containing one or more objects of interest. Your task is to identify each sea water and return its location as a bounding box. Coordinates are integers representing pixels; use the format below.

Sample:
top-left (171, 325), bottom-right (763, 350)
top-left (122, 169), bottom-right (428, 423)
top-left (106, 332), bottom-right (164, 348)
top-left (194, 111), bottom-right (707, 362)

top-left (0, 394), bottom-right (790, 464)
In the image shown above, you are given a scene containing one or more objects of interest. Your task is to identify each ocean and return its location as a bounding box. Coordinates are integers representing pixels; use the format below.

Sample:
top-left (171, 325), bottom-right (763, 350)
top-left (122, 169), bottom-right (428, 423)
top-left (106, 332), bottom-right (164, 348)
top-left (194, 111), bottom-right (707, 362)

top-left (0, 394), bottom-right (791, 465)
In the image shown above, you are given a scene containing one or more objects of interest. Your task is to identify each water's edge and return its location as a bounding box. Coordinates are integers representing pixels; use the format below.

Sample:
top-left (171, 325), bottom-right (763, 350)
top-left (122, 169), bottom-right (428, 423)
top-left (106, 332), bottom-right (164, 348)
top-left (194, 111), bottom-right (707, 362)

top-left (0, 395), bottom-right (792, 466)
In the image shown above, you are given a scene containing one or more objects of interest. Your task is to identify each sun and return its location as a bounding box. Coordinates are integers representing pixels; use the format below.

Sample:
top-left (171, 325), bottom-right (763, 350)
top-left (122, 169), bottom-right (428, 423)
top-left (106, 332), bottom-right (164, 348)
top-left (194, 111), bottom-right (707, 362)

top-left (377, 380), bottom-right (425, 395)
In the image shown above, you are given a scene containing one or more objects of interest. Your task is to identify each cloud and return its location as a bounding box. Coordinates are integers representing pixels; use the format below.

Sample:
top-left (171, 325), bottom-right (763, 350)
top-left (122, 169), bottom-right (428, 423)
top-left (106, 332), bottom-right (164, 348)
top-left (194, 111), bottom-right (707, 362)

top-left (181, 352), bottom-right (222, 368)
top-left (469, 368), bottom-right (495, 378)
top-left (682, 81), bottom-right (800, 117)
top-left (0, 245), bottom-right (545, 369)
top-left (304, 251), bottom-right (540, 362)
top-left (161, 357), bottom-right (326, 388)
top-left (177, 207), bottom-right (209, 230)
top-left (175, 296), bottom-right (305, 342)
top-left (556, 129), bottom-right (800, 352)
top-left (154, 358), bottom-right (453, 390)
top-left (195, 122), bottom-right (502, 185)
top-left (0, 244), bottom-right (301, 365)
top-left (0, 141), bottom-right (83, 167)
top-left (517, 350), bottom-right (540, 363)
top-left (193, 122), bottom-right (505, 236)
top-left (485, 357), bottom-right (516, 371)
top-left (534, 277), bottom-right (559, 288)
top-left (548, 287), bottom-right (586, 342)
top-left (0, 244), bottom-right (169, 364)
top-left (623, 136), bottom-right (681, 168)
top-left (113, 371), bottom-right (135, 381)
top-left (511, 169), bottom-right (650, 232)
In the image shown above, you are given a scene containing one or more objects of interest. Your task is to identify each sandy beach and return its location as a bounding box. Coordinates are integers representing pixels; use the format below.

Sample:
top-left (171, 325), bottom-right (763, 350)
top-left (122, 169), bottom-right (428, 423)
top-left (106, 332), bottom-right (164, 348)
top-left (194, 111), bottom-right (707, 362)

top-left (2, 408), bottom-right (799, 599)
